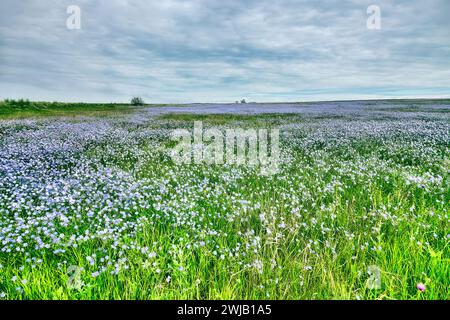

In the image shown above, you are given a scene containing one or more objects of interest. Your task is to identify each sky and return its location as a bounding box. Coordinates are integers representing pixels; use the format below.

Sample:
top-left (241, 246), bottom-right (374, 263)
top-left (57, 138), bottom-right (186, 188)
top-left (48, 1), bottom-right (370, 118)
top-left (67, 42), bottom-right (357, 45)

top-left (1, 0), bottom-right (450, 103)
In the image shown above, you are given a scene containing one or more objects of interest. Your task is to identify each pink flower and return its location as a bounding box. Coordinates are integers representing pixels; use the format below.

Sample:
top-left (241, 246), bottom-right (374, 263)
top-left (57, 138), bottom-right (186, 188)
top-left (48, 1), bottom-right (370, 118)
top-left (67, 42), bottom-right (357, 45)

top-left (416, 283), bottom-right (426, 292)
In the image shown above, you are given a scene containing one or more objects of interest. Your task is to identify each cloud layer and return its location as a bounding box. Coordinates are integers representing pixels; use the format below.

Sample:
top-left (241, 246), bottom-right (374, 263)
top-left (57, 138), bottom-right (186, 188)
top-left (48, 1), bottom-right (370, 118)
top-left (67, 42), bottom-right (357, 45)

top-left (1, 0), bottom-right (449, 102)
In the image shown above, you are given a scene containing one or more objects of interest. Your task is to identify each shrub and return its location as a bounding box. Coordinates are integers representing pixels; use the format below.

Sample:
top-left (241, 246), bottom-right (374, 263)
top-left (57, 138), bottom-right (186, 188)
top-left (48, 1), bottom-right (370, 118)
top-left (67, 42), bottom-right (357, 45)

top-left (130, 97), bottom-right (145, 106)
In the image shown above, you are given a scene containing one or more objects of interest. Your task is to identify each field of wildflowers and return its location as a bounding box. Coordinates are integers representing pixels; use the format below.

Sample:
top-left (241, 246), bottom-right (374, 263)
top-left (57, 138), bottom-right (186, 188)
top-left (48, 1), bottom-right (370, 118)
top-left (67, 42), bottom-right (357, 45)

top-left (0, 101), bottom-right (448, 299)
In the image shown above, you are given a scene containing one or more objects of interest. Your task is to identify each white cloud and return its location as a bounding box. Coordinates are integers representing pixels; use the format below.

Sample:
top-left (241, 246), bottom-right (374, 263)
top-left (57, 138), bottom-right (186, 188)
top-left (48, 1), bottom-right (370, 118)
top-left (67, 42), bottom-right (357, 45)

top-left (0, 0), bottom-right (449, 102)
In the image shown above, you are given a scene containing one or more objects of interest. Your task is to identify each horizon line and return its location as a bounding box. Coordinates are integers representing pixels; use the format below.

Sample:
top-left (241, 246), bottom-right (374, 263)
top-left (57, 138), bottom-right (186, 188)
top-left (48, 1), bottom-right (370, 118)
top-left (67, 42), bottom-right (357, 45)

top-left (2, 97), bottom-right (450, 105)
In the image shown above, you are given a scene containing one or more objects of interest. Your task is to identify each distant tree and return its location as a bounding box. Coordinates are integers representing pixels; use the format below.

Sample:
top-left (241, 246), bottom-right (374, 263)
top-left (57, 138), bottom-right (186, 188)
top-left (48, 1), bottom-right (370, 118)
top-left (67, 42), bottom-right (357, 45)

top-left (130, 97), bottom-right (145, 106)
top-left (240, 99), bottom-right (246, 104)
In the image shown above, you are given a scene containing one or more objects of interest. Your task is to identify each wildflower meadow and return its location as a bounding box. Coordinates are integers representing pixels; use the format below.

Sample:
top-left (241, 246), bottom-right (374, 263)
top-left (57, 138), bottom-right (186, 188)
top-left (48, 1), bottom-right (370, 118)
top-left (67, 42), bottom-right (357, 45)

top-left (0, 100), bottom-right (448, 300)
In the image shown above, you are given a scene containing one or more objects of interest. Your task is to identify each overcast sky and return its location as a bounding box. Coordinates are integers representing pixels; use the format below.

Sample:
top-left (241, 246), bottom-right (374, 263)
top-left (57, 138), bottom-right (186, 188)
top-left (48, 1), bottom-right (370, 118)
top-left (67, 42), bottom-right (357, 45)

top-left (1, 0), bottom-right (449, 103)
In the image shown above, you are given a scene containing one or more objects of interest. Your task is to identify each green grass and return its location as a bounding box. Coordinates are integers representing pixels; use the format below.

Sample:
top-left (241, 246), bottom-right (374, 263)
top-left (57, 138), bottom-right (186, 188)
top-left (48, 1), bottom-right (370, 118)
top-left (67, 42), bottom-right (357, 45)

top-left (158, 113), bottom-right (303, 127)
top-left (0, 99), bottom-right (166, 119)
top-left (0, 103), bottom-right (448, 300)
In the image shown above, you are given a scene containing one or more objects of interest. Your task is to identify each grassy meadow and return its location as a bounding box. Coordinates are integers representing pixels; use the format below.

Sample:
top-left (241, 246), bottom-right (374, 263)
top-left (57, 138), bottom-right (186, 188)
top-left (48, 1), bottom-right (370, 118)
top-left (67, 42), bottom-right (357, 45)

top-left (0, 100), bottom-right (448, 299)
top-left (0, 99), bottom-right (163, 119)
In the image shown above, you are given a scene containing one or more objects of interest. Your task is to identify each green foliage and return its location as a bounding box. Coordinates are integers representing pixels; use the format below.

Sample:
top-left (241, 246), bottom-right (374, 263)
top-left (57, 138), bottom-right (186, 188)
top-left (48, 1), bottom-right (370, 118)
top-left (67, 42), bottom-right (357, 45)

top-left (130, 97), bottom-right (145, 106)
top-left (0, 99), bottom-right (141, 119)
